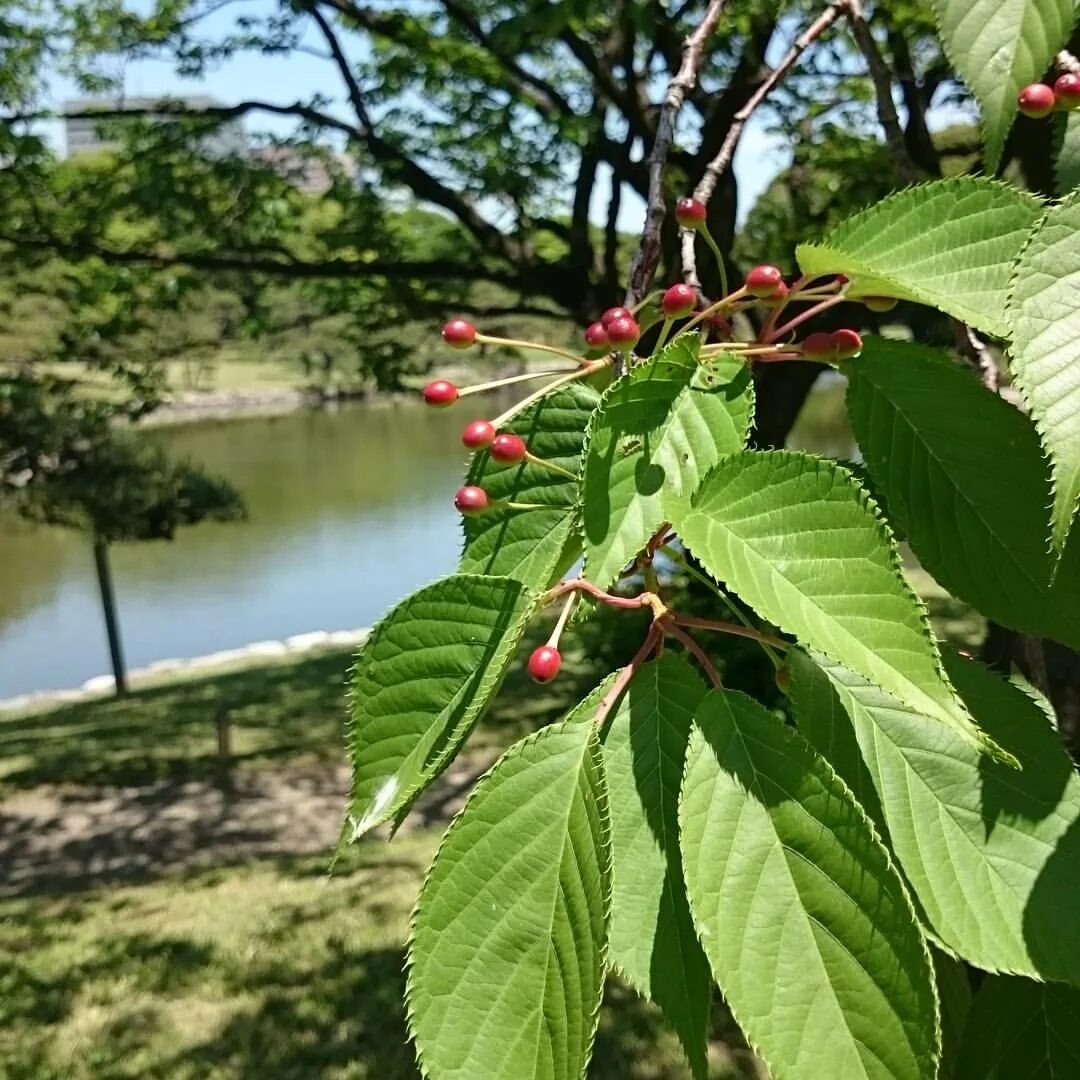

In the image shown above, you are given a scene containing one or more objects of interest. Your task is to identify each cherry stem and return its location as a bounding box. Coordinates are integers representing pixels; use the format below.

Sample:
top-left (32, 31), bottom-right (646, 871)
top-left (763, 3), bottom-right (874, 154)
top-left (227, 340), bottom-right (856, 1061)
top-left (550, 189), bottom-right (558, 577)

top-left (524, 452), bottom-right (577, 480)
top-left (500, 500), bottom-right (569, 511)
top-left (653, 316), bottom-right (675, 354)
top-left (671, 612), bottom-right (788, 649)
top-left (663, 622), bottom-right (723, 688)
top-left (490, 359), bottom-right (608, 427)
top-left (765, 293), bottom-right (847, 343)
top-left (631, 290), bottom-right (661, 315)
top-left (591, 624), bottom-right (663, 733)
top-left (547, 592), bottom-right (577, 649)
top-left (544, 577), bottom-right (656, 613)
top-left (475, 333), bottom-right (583, 364)
top-left (700, 226), bottom-right (730, 296)
top-left (458, 367), bottom-right (577, 398)
top-left (682, 286), bottom-right (748, 333)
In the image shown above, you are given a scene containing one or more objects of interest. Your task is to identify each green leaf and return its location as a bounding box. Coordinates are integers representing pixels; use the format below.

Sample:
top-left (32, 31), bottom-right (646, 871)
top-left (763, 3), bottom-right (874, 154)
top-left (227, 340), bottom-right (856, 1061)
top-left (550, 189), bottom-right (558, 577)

top-left (931, 0), bottom-right (1074, 172)
top-left (582, 333), bottom-right (752, 588)
top-left (347, 573), bottom-right (534, 836)
top-left (1007, 191), bottom-right (1080, 556)
top-left (1055, 111), bottom-right (1080, 194)
top-left (957, 976), bottom-right (1080, 1079)
top-left (787, 649), bottom-right (885, 831)
top-left (679, 689), bottom-right (939, 1080)
top-left (408, 720), bottom-right (609, 1080)
top-left (845, 339), bottom-right (1080, 649)
top-left (674, 450), bottom-right (1003, 760)
top-left (600, 655), bottom-right (711, 1078)
top-left (796, 179), bottom-right (1042, 337)
top-left (804, 647), bottom-right (1080, 983)
top-left (461, 382), bottom-right (598, 590)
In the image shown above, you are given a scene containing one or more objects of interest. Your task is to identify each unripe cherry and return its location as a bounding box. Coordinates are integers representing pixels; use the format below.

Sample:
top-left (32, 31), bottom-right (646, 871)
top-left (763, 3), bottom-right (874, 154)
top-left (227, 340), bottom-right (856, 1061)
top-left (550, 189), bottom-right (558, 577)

top-left (462, 420), bottom-right (496, 449)
top-left (442, 318), bottom-right (477, 349)
top-left (662, 282), bottom-right (696, 317)
top-left (490, 433), bottom-right (527, 463)
top-left (831, 328), bottom-right (863, 359)
top-left (1055, 73), bottom-right (1080, 109)
top-left (775, 667), bottom-right (792, 694)
top-left (1018, 83), bottom-right (1055, 118)
top-left (745, 264), bottom-right (784, 297)
top-left (801, 332), bottom-right (837, 360)
top-left (454, 485), bottom-right (490, 514)
top-left (601, 306), bottom-right (633, 328)
top-left (423, 379), bottom-right (458, 407)
top-left (584, 321), bottom-right (609, 348)
top-left (863, 295), bottom-right (898, 313)
top-left (675, 197), bottom-right (708, 229)
top-left (607, 315), bottom-right (640, 347)
top-left (528, 644), bottom-right (562, 683)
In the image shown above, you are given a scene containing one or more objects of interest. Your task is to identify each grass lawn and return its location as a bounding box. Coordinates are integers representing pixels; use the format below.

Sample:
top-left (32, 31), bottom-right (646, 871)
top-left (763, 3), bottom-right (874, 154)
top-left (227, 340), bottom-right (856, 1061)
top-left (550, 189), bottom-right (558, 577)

top-left (0, 579), bottom-right (981, 1078)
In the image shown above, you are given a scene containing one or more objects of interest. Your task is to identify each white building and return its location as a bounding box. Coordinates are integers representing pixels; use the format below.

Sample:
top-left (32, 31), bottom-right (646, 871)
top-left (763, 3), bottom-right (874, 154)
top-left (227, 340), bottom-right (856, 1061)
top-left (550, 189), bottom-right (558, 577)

top-left (63, 95), bottom-right (247, 159)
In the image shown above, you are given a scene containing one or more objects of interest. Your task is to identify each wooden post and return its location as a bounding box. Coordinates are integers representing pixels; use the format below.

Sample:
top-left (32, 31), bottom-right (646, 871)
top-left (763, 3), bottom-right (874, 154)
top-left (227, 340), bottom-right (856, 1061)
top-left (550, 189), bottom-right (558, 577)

top-left (92, 538), bottom-right (128, 696)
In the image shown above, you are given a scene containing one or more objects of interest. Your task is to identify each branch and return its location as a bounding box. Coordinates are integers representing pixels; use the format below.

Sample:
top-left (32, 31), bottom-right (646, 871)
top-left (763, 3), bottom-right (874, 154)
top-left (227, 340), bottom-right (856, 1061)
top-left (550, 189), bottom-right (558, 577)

top-left (624, 0), bottom-right (730, 306)
top-left (843, 0), bottom-right (917, 183)
top-left (681, 3), bottom-right (845, 286)
top-left (559, 28), bottom-right (651, 143)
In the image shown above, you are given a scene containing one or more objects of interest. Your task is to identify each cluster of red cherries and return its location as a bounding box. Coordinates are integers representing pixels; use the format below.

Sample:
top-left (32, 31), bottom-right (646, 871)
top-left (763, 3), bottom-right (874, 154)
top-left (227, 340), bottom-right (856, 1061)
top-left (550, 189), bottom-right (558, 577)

top-left (422, 195), bottom-right (873, 682)
top-left (1018, 73), bottom-right (1080, 118)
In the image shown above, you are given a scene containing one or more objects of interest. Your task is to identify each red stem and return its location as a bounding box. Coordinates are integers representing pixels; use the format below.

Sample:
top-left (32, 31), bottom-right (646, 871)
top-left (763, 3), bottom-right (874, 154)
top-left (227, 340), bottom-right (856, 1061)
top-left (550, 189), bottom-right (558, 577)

top-left (766, 293), bottom-right (848, 343)
top-left (545, 577), bottom-right (651, 611)
top-left (663, 623), bottom-right (723, 688)
top-left (592, 624), bottom-right (663, 732)
top-left (671, 613), bottom-right (788, 648)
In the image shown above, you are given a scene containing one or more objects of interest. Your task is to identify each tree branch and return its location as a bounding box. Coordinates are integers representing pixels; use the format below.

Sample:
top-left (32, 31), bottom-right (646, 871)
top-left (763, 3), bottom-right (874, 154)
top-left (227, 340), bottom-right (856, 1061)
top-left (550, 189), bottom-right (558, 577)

top-left (681, 3), bottom-right (845, 288)
top-left (625, 0), bottom-right (729, 306)
top-left (843, 0), bottom-right (917, 183)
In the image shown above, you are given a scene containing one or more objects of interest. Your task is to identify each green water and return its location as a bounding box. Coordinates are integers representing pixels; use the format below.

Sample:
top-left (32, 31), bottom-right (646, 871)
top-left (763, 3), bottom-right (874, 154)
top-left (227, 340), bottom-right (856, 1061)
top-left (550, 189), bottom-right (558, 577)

top-left (0, 378), bottom-right (852, 697)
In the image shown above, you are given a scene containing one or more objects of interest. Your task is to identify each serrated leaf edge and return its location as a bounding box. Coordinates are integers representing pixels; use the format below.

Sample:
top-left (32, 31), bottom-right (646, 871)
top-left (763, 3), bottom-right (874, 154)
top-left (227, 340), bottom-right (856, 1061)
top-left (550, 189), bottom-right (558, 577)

top-left (678, 690), bottom-right (942, 1079)
top-left (404, 706), bottom-right (613, 1080)
top-left (1005, 187), bottom-right (1080, 562)
top-left (344, 571), bottom-right (538, 838)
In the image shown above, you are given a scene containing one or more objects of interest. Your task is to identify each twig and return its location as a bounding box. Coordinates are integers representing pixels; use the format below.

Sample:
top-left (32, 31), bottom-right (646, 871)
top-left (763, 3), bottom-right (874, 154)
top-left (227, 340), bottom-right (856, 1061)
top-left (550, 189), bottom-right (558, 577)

top-left (625, 0), bottom-right (729, 307)
top-left (842, 0), bottom-right (918, 183)
top-left (681, 3), bottom-right (846, 285)
top-left (592, 624), bottom-right (664, 731)
top-left (671, 612), bottom-right (788, 649)
top-left (664, 622), bottom-right (724, 687)
top-left (952, 321), bottom-right (999, 391)
top-left (1058, 49), bottom-right (1080, 75)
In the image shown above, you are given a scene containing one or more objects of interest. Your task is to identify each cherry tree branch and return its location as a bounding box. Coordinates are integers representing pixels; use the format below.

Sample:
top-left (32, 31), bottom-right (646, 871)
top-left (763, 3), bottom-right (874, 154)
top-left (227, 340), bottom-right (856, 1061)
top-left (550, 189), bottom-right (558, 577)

top-left (843, 0), bottom-right (918, 184)
top-left (663, 623), bottom-right (724, 687)
top-left (625, 0), bottom-right (730, 306)
top-left (681, 3), bottom-right (846, 287)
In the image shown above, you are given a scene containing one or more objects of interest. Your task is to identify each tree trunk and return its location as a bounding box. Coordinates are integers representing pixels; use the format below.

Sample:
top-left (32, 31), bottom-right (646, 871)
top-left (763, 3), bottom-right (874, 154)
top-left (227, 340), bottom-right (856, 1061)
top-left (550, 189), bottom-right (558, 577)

top-left (92, 538), bottom-right (128, 696)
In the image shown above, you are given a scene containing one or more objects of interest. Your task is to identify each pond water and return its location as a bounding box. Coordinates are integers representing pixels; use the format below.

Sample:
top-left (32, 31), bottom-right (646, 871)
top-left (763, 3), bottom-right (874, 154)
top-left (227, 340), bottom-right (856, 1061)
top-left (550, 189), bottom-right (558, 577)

top-left (0, 377), bottom-right (852, 697)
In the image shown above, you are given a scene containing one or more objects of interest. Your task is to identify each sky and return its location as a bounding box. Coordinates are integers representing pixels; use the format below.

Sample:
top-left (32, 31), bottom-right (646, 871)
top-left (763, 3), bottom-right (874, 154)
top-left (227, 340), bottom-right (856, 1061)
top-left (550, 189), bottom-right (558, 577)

top-left (43, 1), bottom-right (791, 230)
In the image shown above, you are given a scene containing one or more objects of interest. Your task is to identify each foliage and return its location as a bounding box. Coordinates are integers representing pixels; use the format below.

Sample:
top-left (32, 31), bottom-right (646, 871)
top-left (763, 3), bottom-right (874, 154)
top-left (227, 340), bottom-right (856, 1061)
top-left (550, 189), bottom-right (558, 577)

top-left (349, 164), bottom-right (1080, 1080)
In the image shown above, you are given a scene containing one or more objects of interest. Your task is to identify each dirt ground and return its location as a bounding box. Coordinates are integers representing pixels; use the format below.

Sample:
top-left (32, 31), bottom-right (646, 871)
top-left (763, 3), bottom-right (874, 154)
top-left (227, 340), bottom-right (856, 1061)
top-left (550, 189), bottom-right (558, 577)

top-left (0, 755), bottom-right (492, 897)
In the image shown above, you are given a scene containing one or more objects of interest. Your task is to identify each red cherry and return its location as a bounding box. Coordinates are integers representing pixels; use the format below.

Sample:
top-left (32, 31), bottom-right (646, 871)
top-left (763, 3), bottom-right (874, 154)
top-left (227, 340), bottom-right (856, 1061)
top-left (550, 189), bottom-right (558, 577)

top-left (831, 329), bottom-right (863, 359)
top-left (423, 379), bottom-right (458, 407)
top-left (454, 486), bottom-right (490, 514)
top-left (662, 283), bottom-right (696, 317)
top-left (745, 264), bottom-right (784, 297)
top-left (607, 316), bottom-right (640, 347)
top-left (490, 433), bottom-right (527, 463)
top-left (1055, 73), bottom-right (1080, 108)
top-left (601, 306), bottom-right (633, 328)
top-left (528, 644), bottom-right (562, 683)
top-left (462, 420), bottom-right (496, 449)
top-left (584, 321), bottom-right (610, 348)
top-left (801, 332), bottom-right (837, 360)
top-left (863, 295), bottom-right (898, 313)
top-left (442, 319), bottom-right (477, 349)
top-left (762, 281), bottom-right (789, 308)
top-left (675, 197), bottom-right (707, 229)
top-left (1018, 83), bottom-right (1055, 118)
top-left (835, 274), bottom-right (850, 286)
